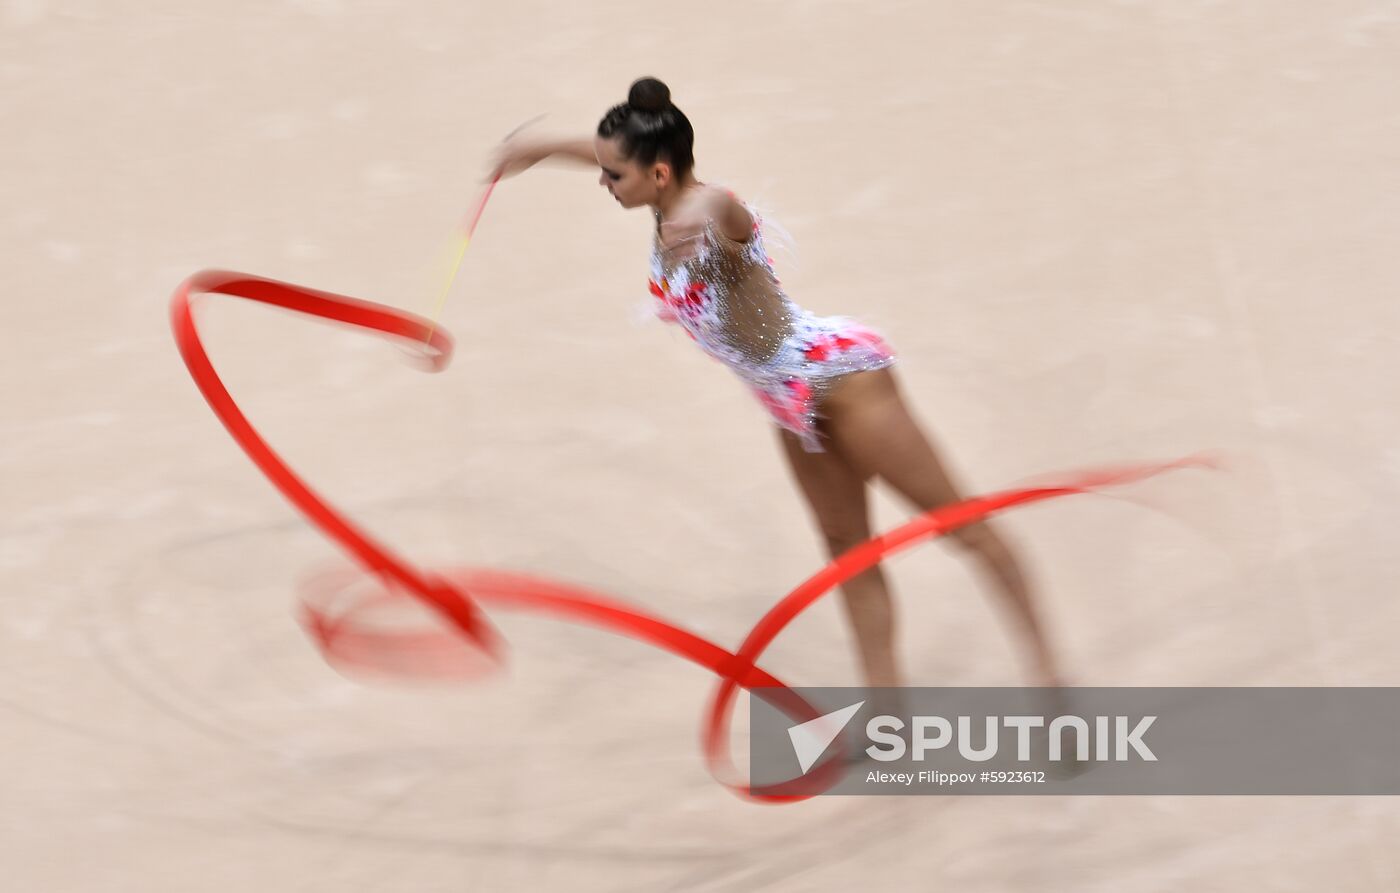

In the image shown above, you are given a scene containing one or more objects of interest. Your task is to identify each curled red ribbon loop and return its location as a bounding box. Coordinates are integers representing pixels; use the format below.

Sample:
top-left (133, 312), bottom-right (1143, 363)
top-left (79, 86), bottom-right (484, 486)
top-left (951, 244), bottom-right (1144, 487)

top-left (170, 268), bottom-right (1209, 801)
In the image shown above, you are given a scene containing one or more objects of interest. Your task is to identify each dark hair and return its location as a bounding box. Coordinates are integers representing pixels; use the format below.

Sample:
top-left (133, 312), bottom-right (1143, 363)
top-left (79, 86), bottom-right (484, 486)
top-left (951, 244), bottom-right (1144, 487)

top-left (597, 77), bottom-right (695, 179)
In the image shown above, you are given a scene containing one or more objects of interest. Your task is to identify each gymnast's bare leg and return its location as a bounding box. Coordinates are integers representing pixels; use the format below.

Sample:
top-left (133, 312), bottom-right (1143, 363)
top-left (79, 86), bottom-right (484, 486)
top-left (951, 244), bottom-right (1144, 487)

top-left (785, 366), bottom-right (1065, 689)
top-left (777, 427), bottom-right (902, 688)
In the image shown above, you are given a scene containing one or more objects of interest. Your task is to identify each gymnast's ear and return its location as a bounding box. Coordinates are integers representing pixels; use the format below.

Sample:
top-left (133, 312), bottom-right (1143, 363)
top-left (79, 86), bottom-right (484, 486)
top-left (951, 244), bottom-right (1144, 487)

top-left (650, 160), bottom-right (674, 189)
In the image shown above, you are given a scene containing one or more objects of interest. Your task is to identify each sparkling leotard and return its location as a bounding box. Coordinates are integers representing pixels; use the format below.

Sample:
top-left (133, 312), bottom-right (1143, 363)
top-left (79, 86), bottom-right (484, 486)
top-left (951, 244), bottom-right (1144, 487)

top-left (647, 195), bottom-right (896, 452)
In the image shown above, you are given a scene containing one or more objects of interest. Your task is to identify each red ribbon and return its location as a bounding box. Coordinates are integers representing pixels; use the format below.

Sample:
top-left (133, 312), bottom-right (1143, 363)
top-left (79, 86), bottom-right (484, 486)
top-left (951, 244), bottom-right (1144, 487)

top-left (170, 268), bottom-right (1209, 801)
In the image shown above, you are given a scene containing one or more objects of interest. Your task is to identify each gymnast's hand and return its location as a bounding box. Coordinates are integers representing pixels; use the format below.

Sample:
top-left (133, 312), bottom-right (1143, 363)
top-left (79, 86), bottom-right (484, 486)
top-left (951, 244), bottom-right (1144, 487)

top-left (486, 133), bottom-right (548, 182)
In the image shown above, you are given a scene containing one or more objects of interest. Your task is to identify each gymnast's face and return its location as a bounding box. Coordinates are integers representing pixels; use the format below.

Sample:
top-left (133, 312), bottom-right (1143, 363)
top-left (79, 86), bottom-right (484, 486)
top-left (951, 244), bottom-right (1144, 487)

top-left (595, 135), bottom-right (670, 210)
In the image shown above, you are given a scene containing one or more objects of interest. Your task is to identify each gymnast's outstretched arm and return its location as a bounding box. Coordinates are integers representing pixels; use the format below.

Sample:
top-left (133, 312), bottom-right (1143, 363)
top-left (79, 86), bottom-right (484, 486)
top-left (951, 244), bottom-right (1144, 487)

top-left (487, 132), bottom-right (599, 180)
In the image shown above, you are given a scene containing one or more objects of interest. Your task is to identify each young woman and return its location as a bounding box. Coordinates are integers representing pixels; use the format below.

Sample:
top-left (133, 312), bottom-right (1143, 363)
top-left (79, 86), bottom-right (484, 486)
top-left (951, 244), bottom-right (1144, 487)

top-left (488, 77), bottom-right (1064, 691)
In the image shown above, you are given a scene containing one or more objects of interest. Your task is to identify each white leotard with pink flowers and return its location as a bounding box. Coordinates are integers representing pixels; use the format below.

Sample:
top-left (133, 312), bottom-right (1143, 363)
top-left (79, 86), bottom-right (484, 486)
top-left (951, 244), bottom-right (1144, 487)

top-left (647, 195), bottom-right (895, 452)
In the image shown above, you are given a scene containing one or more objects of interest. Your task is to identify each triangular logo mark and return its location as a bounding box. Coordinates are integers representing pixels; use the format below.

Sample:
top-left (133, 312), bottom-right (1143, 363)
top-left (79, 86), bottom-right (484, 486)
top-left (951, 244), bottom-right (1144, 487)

top-left (787, 701), bottom-right (865, 774)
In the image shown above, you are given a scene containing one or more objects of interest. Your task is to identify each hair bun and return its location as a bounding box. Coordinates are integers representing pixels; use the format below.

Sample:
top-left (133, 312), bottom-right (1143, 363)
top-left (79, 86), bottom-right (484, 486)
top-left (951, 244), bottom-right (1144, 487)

top-left (628, 77), bottom-right (671, 113)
